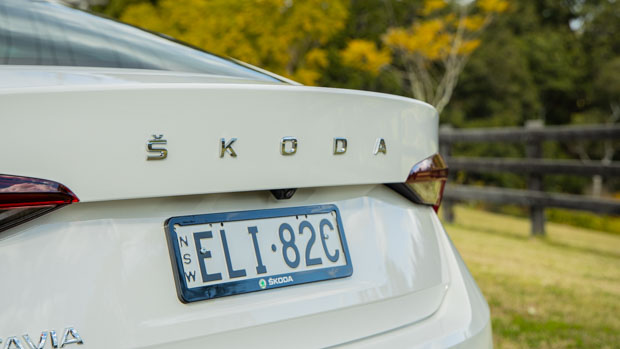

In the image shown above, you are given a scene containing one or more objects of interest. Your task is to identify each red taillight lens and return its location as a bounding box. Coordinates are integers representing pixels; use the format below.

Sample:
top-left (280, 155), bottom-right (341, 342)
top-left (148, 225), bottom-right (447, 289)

top-left (0, 175), bottom-right (79, 232)
top-left (387, 154), bottom-right (448, 212)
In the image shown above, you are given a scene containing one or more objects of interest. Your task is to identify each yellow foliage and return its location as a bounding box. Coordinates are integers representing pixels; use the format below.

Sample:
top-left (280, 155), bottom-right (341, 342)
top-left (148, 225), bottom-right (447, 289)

top-left (478, 0), bottom-right (509, 13)
top-left (444, 12), bottom-right (458, 26)
top-left (378, 0), bottom-right (508, 110)
top-left (463, 14), bottom-right (486, 32)
top-left (384, 19), bottom-right (453, 60)
top-left (340, 39), bottom-right (391, 75)
top-left (458, 39), bottom-right (481, 54)
top-left (422, 0), bottom-right (447, 16)
top-left (382, 27), bottom-right (408, 49)
top-left (119, 3), bottom-right (164, 32)
top-left (382, 0), bottom-right (504, 63)
top-left (120, 0), bottom-right (348, 85)
top-left (292, 68), bottom-right (322, 86)
top-left (305, 48), bottom-right (328, 70)
top-left (293, 48), bottom-right (328, 85)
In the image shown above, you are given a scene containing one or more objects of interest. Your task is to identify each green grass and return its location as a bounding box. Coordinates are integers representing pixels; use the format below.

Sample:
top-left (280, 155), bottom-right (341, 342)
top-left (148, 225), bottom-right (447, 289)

top-left (443, 206), bottom-right (620, 348)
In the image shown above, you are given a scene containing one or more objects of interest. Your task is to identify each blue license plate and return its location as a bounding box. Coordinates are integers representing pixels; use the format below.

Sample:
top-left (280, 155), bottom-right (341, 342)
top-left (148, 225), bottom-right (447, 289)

top-left (165, 204), bottom-right (353, 303)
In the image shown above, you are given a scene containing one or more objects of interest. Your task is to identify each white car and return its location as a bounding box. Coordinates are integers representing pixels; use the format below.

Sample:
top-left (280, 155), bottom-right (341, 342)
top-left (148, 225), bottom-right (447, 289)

top-left (0, 1), bottom-right (491, 348)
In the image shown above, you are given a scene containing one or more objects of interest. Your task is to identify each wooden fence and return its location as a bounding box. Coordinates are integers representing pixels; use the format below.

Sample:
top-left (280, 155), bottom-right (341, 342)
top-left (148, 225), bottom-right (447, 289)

top-left (439, 121), bottom-right (620, 235)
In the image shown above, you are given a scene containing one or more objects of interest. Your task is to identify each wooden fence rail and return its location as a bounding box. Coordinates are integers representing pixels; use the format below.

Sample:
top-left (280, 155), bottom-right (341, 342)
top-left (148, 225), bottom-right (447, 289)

top-left (439, 123), bottom-right (620, 142)
top-left (445, 185), bottom-right (620, 215)
top-left (445, 157), bottom-right (620, 176)
top-left (439, 121), bottom-right (620, 235)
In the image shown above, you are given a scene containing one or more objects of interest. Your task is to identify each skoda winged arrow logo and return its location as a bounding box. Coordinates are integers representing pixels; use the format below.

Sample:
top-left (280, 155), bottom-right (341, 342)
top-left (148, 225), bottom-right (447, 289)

top-left (259, 278), bottom-right (267, 289)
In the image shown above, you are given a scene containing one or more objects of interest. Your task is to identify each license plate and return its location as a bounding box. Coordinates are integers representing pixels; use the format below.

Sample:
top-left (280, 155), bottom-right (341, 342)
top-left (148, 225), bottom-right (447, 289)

top-left (165, 205), bottom-right (352, 303)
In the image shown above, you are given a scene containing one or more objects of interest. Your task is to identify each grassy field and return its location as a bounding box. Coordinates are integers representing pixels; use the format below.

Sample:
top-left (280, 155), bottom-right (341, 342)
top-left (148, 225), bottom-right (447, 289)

top-left (443, 206), bottom-right (620, 348)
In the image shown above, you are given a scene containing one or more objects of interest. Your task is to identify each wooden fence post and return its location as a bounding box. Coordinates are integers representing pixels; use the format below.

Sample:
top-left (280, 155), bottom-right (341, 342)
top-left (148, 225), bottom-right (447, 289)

top-left (525, 120), bottom-right (545, 235)
top-left (439, 124), bottom-right (454, 223)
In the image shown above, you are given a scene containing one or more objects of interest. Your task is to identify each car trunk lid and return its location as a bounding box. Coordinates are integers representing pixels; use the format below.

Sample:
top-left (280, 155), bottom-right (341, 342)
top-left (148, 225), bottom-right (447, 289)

top-left (1, 73), bottom-right (438, 202)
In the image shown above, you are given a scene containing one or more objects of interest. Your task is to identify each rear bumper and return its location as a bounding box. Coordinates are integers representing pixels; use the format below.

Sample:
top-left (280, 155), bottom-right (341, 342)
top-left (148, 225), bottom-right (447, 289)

top-left (0, 185), bottom-right (490, 348)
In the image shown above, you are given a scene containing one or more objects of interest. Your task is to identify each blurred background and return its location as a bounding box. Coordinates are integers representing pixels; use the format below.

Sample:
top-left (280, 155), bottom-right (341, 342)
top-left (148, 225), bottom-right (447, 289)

top-left (77, 0), bottom-right (618, 347)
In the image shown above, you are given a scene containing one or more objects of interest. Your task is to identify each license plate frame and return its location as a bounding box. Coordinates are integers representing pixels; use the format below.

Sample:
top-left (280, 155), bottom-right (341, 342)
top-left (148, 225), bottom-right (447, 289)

top-left (165, 204), bottom-right (353, 303)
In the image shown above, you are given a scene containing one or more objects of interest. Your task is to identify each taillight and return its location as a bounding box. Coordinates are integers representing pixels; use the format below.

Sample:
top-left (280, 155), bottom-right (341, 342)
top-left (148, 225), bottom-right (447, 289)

top-left (0, 175), bottom-right (79, 233)
top-left (387, 154), bottom-right (448, 212)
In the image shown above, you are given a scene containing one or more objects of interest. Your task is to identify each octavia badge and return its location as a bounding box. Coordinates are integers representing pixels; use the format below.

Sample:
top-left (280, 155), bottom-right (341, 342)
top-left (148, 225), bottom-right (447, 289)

top-left (0, 328), bottom-right (83, 348)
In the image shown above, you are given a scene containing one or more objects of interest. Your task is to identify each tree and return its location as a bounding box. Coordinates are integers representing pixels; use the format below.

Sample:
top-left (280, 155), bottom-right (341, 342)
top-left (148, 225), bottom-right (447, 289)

top-left (118, 0), bottom-right (348, 85)
top-left (570, 0), bottom-right (620, 195)
top-left (340, 0), bottom-right (507, 115)
top-left (340, 39), bottom-right (391, 75)
top-left (388, 0), bottom-right (507, 115)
